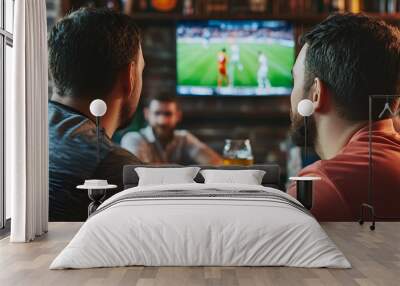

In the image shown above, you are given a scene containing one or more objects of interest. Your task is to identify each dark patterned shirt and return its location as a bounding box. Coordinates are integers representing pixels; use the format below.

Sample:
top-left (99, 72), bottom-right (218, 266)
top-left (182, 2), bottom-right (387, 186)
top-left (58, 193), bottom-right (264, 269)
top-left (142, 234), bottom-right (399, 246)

top-left (49, 101), bottom-right (140, 221)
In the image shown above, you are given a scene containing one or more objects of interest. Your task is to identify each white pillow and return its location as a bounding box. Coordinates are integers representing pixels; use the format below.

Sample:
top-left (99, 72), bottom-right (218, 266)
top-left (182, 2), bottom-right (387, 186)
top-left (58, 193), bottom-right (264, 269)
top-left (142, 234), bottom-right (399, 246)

top-left (135, 167), bottom-right (201, 186)
top-left (200, 169), bottom-right (266, 185)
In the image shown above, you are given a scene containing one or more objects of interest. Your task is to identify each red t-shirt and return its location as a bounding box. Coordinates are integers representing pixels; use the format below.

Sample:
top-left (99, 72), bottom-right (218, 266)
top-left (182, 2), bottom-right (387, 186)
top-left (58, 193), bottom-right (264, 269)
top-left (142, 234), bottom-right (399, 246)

top-left (288, 119), bottom-right (400, 221)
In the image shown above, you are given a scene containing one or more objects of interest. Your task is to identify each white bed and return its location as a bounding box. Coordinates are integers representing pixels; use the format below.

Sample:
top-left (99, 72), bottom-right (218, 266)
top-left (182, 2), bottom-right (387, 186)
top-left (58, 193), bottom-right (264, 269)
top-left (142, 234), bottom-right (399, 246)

top-left (50, 183), bottom-right (351, 269)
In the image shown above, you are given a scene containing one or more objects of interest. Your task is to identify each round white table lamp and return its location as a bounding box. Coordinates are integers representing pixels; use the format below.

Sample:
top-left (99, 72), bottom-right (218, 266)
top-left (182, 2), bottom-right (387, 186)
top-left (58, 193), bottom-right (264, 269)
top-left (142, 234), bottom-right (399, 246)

top-left (90, 99), bottom-right (107, 117)
top-left (297, 99), bottom-right (314, 163)
top-left (90, 99), bottom-right (107, 163)
top-left (294, 99), bottom-right (319, 210)
top-left (297, 99), bottom-right (314, 117)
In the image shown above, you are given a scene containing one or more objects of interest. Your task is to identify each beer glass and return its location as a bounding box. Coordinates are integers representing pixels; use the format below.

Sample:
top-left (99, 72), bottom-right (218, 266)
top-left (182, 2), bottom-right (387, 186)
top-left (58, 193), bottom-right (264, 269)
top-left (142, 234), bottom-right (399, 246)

top-left (223, 139), bottom-right (254, 166)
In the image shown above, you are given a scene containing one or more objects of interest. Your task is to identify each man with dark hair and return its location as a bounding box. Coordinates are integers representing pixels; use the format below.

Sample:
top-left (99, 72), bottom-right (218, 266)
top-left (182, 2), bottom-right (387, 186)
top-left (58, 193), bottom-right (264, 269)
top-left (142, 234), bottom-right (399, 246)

top-left (48, 8), bottom-right (144, 221)
top-left (121, 93), bottom-right (222, 165)
top-left (288, 13), bottom-right (400, 220)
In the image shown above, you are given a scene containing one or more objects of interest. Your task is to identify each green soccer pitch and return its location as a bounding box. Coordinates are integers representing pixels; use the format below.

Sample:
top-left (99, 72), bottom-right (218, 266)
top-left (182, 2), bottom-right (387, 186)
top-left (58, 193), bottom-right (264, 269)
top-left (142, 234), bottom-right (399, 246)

top-left (177, 41), bottom-right (294, 88)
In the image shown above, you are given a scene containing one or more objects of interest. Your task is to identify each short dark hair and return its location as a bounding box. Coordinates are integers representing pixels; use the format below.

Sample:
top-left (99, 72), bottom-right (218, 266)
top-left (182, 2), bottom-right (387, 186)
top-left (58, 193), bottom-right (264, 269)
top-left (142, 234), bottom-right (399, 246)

top-left (145, 93), bottom-right (179, 108)
top-left (48, 8), bottom-right (141, 99)
top-left (301, 13), bottom-right (400, 121)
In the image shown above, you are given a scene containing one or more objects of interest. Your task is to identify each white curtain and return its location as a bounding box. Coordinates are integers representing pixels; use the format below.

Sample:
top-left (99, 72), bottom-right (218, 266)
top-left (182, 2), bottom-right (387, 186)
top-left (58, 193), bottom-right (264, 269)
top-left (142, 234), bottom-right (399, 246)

top-left (7, 0), bottom-right (48, 242)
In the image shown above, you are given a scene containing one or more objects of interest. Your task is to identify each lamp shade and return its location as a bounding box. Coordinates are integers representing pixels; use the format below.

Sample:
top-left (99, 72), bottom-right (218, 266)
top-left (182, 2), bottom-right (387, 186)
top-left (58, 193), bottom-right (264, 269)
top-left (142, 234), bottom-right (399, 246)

top-left (297, 99), bottom-right (314, 117)
top-left (90, 99), bottom-right (107, 117)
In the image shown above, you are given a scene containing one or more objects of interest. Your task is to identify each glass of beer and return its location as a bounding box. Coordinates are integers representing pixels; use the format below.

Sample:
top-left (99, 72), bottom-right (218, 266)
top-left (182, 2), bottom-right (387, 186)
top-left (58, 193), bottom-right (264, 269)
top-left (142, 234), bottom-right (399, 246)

top-left (223, 139), bottom-right (254, 166)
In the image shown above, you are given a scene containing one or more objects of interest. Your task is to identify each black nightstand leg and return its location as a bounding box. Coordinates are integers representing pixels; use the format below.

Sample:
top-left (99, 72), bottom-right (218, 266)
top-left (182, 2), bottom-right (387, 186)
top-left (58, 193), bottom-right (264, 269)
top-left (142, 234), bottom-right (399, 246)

top-left (87, 189), bottom-right (106, 216)
top-left (297, 180), bottom-right (313, 210)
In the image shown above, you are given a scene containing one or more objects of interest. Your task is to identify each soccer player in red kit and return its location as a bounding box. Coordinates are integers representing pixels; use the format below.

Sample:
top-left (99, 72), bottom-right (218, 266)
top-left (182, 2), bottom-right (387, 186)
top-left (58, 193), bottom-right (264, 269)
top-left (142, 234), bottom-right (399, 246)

top-left (217, 48), bottom-right (229, 86)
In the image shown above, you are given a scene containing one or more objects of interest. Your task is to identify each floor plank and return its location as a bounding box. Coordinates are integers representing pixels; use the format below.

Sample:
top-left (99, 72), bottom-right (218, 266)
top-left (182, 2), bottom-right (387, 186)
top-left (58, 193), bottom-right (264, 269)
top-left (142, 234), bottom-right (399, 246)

top-left (0, 222), bottom-right (399, 286)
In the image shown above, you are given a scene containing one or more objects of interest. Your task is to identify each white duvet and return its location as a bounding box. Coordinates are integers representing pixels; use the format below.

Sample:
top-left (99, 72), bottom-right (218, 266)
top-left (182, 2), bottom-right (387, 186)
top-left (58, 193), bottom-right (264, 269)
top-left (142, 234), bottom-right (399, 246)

top-left (50, 183), bottom-right (351, 269)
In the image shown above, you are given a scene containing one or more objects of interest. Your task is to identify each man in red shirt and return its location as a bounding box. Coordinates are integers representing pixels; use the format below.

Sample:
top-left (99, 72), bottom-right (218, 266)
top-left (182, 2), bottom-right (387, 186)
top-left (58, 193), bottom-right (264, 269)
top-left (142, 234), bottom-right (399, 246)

top-left (288, 13), bottom-right (400, 221)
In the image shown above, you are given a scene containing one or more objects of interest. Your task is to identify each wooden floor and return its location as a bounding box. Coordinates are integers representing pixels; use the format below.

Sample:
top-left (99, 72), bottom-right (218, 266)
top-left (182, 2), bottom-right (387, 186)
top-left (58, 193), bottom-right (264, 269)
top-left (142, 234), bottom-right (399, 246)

top-left (0, 222), bottom-right (399, 286)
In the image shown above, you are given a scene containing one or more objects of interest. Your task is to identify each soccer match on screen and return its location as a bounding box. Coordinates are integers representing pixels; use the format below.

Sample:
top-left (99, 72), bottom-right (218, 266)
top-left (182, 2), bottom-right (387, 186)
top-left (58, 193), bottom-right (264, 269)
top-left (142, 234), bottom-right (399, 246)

top-left (176, 20), bottom-right (295, 96)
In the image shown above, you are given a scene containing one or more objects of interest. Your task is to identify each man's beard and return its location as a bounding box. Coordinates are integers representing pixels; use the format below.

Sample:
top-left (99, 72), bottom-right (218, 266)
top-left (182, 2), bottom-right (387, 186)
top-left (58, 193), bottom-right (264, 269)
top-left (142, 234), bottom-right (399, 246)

top-left (117, 84), bottom-right (141, 131)
top-left (153, 126), bottom-right (174, 142)
top-left (117, 100), bottom-right (136, 131)
top-left (289, 108), bottom-right (317, 149)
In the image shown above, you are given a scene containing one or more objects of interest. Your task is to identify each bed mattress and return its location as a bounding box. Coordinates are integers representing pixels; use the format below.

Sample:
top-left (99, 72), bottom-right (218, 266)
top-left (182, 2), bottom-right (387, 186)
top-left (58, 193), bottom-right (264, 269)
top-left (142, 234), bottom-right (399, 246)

top-left (50, 183), bottom-right (350, 269)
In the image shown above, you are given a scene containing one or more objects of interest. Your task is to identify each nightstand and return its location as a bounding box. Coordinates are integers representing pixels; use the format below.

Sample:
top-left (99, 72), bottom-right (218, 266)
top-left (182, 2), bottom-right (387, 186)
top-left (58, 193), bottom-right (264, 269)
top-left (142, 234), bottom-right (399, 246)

top-left (77, 181), bottom-right (117, 216)
top-left (289, 177), bottom-right (321, 210)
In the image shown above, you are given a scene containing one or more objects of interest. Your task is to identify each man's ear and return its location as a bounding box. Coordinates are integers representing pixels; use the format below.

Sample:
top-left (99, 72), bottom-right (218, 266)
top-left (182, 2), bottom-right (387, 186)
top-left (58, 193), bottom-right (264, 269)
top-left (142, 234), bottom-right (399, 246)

top-left (119, 62), bottom-right (135, 98)
top-left (312, 77), bottom-right (330, 113)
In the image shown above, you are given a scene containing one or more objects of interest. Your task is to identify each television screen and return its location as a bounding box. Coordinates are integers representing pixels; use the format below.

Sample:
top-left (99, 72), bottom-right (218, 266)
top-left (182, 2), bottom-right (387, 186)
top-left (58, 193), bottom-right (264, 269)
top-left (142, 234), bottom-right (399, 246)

top-left (176, 20), bottom-right (295, 96)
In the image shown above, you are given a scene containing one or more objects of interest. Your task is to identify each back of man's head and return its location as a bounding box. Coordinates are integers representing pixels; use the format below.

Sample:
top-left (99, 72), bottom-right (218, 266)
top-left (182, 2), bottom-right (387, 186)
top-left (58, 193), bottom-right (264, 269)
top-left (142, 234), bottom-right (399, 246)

top-left (301, 13), bottom-right (400, 121)
top-left (48, 8), bottom-right (141, 99)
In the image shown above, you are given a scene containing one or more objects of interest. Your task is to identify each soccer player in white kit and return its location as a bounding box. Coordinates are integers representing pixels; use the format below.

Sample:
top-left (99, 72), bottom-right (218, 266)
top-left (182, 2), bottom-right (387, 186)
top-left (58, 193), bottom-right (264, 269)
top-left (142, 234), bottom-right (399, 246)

top-left (257, 51), bottom-right (269, 88)
top-left (229, 43), bottom-right (243, 86)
